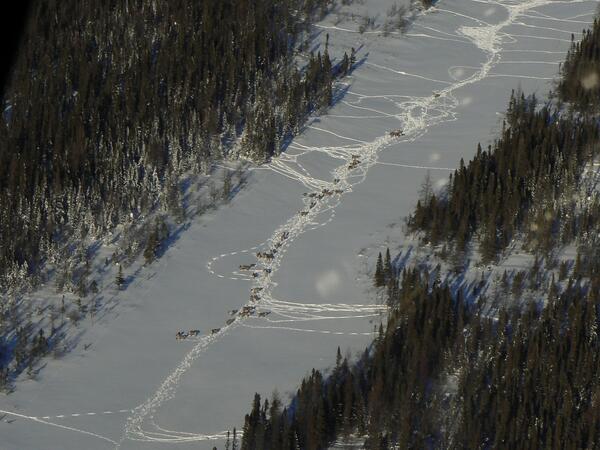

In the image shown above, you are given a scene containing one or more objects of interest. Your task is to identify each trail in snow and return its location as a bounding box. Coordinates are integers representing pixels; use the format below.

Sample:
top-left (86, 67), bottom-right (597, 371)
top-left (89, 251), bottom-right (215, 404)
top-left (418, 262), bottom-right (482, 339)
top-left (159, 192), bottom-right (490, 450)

top-left (113, 0), bottom-right (594, 445)
top-left (30, 409), bottom-right (132, 420)
top-left (0, 409), bottom-right (118, 446)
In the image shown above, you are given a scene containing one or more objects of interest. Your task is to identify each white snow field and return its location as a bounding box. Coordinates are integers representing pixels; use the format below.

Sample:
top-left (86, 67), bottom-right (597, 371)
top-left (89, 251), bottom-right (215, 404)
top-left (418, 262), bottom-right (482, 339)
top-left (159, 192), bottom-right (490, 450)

top-left (1, 0), bottom-right (598, 449)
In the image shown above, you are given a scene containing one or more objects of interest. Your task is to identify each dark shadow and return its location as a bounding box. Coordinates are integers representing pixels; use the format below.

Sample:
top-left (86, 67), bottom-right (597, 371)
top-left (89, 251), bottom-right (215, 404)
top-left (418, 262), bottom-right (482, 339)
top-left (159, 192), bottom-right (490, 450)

top-left (0, 2), bottom-right (32, 96)
top-left (392, 246), bottom-right (413, 274)
top-left (308, 30), bottom-right (324, 53)
top-left (351, 54), bottom-right (369, 73)
top-left (155, 221), bottom-right (191, 261)
top-left (332, 83), bottom-right (351, 106)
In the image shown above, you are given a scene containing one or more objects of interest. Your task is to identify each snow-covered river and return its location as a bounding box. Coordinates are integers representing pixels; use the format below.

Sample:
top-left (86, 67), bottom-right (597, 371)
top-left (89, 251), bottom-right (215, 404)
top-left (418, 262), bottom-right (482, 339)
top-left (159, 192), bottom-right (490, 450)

top-left (0, 0), bottom-right (597, 448)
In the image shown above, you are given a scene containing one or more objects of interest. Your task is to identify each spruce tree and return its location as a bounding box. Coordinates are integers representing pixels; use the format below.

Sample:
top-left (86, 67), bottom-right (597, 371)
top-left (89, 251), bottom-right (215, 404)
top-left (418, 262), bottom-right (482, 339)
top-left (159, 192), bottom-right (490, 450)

top-left (384, 248), bottom-right (392, 281)
top-left (144, 230), bottom-right (158, 265)
top-left (115, 265), bottom-right (125, 290)
top-left (374, 253), bottom-right (385, 287)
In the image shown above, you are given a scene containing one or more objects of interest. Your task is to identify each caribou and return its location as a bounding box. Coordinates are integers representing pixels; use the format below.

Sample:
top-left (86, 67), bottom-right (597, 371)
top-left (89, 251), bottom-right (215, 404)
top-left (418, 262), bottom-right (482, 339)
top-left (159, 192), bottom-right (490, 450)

top-left (240, 306), bottom-right (256, 317)
top-left (256, 252), bottom-right (274, 260)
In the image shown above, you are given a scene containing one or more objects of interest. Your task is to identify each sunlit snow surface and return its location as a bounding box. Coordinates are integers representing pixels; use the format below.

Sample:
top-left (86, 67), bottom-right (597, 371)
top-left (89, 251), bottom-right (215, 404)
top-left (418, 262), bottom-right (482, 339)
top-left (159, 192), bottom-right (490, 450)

top-left (0, 0), bottom-right (598, 448)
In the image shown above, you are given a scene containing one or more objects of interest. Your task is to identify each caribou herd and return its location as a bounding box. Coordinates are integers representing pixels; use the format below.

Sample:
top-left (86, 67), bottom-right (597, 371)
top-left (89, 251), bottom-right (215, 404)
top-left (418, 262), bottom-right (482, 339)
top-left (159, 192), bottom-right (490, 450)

top-left (176, 329), bottom-right (200, 340)
top-left (175, 295), bottom-right (270, 340)
top-left (179, 181), bottom-right (353, 341)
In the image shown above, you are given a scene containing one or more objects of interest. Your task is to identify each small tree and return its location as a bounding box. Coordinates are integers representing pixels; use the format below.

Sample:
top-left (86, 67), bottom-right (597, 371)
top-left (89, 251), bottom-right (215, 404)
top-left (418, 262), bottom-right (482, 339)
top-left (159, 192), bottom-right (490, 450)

top-left (374, 252), bottom-right (386, 287)
top-left (339, 52), bottom-right (350, 76)
top-left (34, 329), bottom-right (48, 357)
top-left (384, 248), bottom-right (393, 280)
top-left (145, 217), bottom-right (169, 265)
top-left (144, 229), bottom-right (158, 265)
top-left (511, 271), bottom-right (525, 300)
top-left (558, 260), bottom-right (569, 281)
top-left (76, 275), bottom-right (88, 298)
top-left (0, 367), bottom-right (9, 391)
top-left (116, 265), bottom-right (125, 290)
top-left (222, 173), bottom-right (232, 201)
top-left (501, 270), bottom-right (509, 294)
top-left (209, 182), bottom-right (219, 204)
top-left (232, 428), bottom-right (238, 450)
top-left (418, 170), bottom-right (433, 205)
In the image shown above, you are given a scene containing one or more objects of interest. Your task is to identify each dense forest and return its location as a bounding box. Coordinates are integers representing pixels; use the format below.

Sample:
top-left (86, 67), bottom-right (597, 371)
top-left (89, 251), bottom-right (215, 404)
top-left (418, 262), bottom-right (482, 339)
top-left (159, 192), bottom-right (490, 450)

top-left (407, 17), bottom-right (600, 265)
top-left (238, 264), bottom-right (600, 450)
top-left (0, 0), bottom-right (353, 388)
top-left (236, 12), bottom-right (600, 450)
top-left (0, 0), bottom-right (343, 295)
top-left (407, 94), bottom-right (598, 264)
top-left (558, 17), bottom-right (600, 110)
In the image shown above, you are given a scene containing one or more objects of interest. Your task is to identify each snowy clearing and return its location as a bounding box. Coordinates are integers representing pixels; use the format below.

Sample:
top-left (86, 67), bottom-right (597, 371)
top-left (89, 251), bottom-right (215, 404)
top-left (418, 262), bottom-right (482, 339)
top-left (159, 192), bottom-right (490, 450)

top-left (0, 0), bottom-right (597, 449)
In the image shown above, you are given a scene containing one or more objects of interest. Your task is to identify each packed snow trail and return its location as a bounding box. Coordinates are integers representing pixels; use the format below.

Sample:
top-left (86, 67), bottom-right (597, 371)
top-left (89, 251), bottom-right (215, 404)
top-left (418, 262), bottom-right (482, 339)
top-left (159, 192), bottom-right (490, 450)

top-left (0, 409), bottom-right (118, 446)
top-left (114, 0), bottom-right (598, 446)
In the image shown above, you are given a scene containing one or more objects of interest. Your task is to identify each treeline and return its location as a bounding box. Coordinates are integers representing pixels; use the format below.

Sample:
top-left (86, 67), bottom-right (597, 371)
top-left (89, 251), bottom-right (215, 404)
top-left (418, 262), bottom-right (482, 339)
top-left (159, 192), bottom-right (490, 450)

top-left (558, 17), bottom-right (600, 110)
top-left (407, 14), bottom-right (600, 264)
top-left (239, 263), bottom-right (600, 449)
top-left (0, 0), bottom-right (344, 293)
top-left (240, 268), bottom-right (471, 450)
top-left (407, 93), bottom-right (598, 263)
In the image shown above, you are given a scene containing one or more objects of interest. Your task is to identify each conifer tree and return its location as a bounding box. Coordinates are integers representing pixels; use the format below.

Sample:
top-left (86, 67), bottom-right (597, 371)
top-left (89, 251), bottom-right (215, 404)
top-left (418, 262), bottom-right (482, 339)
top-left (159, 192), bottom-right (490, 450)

top-left (384, 248), bottom-right (392, 281)
top-left (144, 230), bottom-right (158, 265)
top-left (374, 253), bottom-right (385, 287)
top-left (115, 265), bottom-right (125, 290)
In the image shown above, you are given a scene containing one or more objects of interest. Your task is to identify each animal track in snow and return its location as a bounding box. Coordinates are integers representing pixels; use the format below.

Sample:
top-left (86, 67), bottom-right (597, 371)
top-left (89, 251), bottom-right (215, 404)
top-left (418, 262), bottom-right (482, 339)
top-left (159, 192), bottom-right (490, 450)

top-left (118, 0), bottom-right (596, 445)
